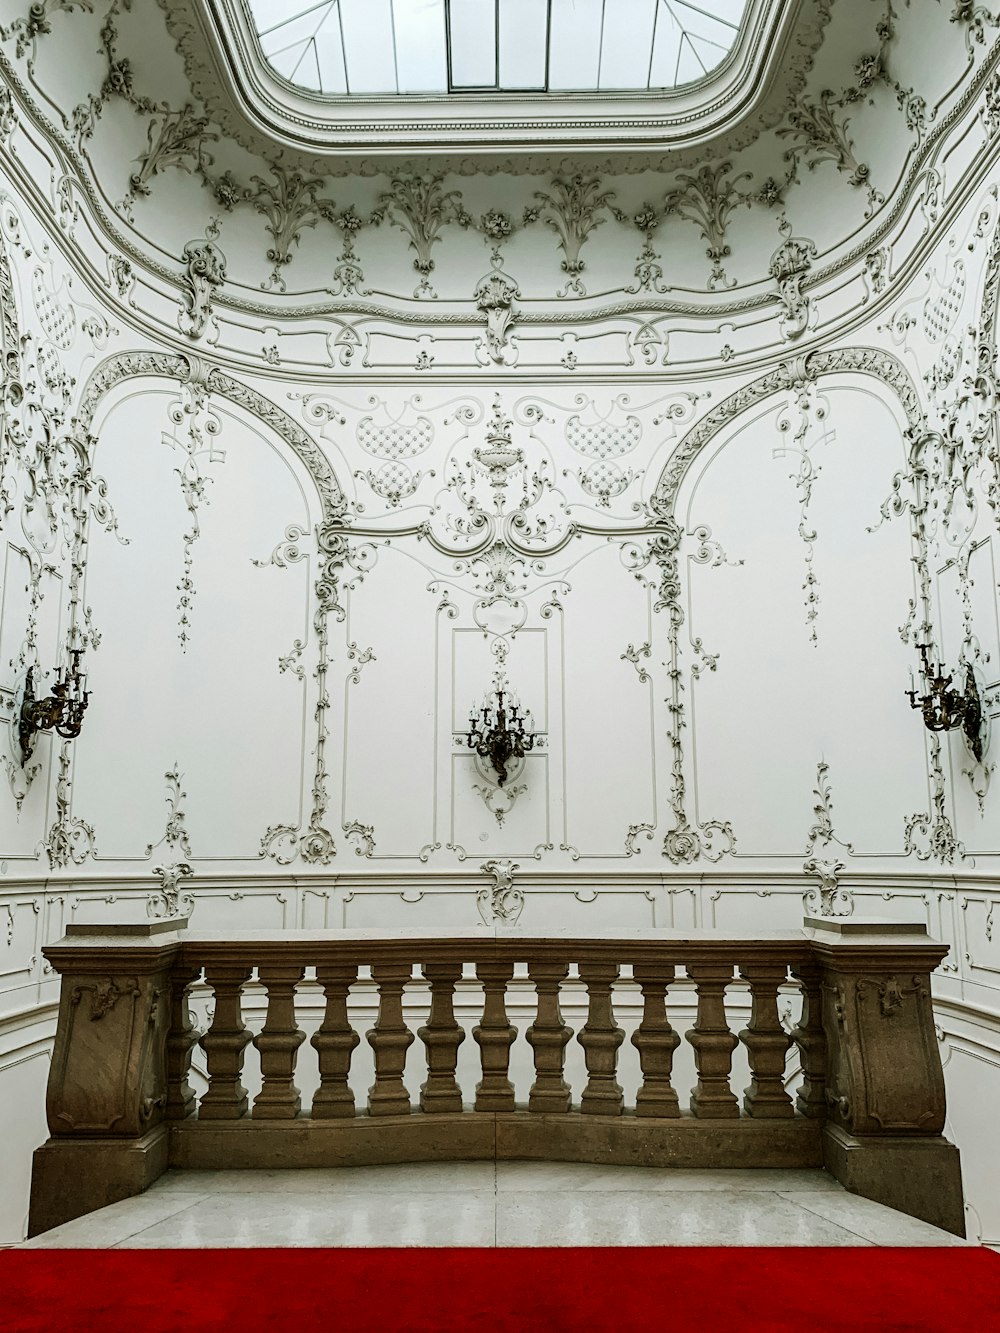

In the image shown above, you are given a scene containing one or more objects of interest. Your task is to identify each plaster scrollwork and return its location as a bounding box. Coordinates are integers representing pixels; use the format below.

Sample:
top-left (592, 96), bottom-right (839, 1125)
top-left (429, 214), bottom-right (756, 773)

top-left (138, 773), bottom-right (193, 918)
top-left (621, 521), bottom-right (736, 866)
top-left (863, 247), bottom-right (889, 303)
top-left (147, 860), bottom-right (194, 920)
top-left (42, 745), bottom-right (95, 868)
top-left (253, 523), bottom-right (310, 569)
top-left (774, 376), bottom-right (834, 644)
top-left (617, 203), bottom-right (670, 296)
top-left (178, 222), bottom-right (226, 340)
top-left (472, 759), bottom-right (527, 828)
top-left (352, 398), bottom-right (436, 510)
top-left (162, 383), bottom-right (225, 649)
top-left (802, 760), bottom-right (855, 916)
top-left (778, 84), bottom-right (884, 219)
top-left (75, 354), bottom-right (348, 869)
top-left (474, 256), bottom-right (520, 367)
top-left (624, 822), bottom-right (655, 856)
top-left (327, 205), bottom-right (376, 298)
top-left (533, 174), bottom-right (615, 298)
top-left (562, 400), bottom-right (642, 508)
top-left (345, 642), bottom-right (375, 685)
top-left (277, 638), bottom-right (305, 681)
top-left (768, 216), bottom-right (818, 340)
top-left (343, 819), bottom-right (376, 857)
top-left (0, 85), bottom-right (15, 144)
top-left (620, 642), bottom-right (651, 684)
top-left (478, 858), bottom-right (523, 925)
top-left (120, 103), bottom-right (217, 222)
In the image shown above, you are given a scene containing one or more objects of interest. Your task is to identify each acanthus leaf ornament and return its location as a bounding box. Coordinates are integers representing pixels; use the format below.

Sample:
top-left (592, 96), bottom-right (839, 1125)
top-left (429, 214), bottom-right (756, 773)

top-left (664, 161), bottom-right (750, 291)
top-left (533, 174), bottom-right (615, 298)
top-left (378, 174), bottom-right (465, 299)
top-left (250, 161), bottom-right (337, 292)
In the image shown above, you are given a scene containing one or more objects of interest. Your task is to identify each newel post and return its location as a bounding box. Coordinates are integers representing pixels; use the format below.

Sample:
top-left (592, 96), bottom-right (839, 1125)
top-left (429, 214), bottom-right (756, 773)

top-left (28, 920), bottom-right (183, 1237)
top-left (806, 916), bottom-right (965, 1237)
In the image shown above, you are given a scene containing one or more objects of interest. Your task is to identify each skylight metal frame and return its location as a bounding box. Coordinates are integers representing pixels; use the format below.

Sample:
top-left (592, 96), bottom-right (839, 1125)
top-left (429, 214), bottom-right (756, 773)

top-left (172, 0), bottom-right (819, 168)
top-left (246, 0), bottom-right (746, 99)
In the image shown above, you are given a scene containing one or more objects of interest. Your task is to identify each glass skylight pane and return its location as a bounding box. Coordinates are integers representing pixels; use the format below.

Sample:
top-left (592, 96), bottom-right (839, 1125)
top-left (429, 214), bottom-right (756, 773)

top-left (498, 0), bottom-right (547, 90)
top-left (449, 0), bottom-right (497, 88)
top-left (548, 0), bottom-right (602, 91)
top-left (314, 25), bottom-right (348, 94)
top-left (393, 0), bottom-right (448, 94)
top-left (675, 33), bottom-right (706, 84)
top-left (267, 40), bottom-right (311, 82)
top-left (247, 0), bottom-right (317, 38)
top-left (258, 11), bottom-right (329, 62)
top-left (599, 0), bottom-right (658, 90)
top-left (248, 0), bottom-right (751, 96)
top-left (670, 0), bottom-right (741, 51)
top-left (340, 0), bottom-right (398, 93)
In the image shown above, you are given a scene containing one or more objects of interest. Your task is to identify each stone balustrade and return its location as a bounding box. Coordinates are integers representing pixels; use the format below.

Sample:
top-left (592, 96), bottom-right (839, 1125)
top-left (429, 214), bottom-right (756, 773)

top-left (28, 919), bottom-right (965, 1238)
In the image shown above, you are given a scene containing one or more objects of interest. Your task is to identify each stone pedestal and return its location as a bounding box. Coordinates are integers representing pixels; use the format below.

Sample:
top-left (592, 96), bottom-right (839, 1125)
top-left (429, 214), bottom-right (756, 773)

top-left (805, 915), bottom-right (965, 1236)
top-left (27, 920), bottom-right (183, 1237)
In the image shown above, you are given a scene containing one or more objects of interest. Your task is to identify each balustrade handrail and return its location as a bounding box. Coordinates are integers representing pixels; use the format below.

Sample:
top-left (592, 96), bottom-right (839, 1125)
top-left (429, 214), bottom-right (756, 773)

top-left (27, 917), bottom-right (967, 1239)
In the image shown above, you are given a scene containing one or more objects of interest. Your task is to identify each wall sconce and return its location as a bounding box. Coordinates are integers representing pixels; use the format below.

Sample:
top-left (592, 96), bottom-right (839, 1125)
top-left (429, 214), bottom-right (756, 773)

top-left (906, 642), bottom-right (983, 763)
top-left (466, 673), bottom-right (536, 786)
top-left (19, 648), bottom-right (91, 763)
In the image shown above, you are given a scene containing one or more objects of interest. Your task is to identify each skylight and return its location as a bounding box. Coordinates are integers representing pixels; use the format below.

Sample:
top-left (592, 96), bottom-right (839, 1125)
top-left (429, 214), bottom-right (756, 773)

top-left (246, 0), bottom-right (749, 98)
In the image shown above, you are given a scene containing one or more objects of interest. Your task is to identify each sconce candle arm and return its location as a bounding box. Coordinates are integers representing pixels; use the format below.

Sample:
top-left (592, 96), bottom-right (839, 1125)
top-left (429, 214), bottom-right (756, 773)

top-left (19, 648), bottom-right (91, 763)
top-left (465, 674), bottom-right (537, 787)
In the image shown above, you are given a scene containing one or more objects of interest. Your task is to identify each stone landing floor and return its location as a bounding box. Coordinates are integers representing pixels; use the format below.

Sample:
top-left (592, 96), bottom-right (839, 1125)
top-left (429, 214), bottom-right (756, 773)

top-left (18, 1164), bottom-right (971, 1248)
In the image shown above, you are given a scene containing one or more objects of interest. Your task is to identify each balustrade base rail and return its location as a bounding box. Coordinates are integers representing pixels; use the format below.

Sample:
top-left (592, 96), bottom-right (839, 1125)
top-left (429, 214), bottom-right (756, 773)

top-left (168, 1111), bottom-right (823, 1173)
top-left (27, 920), bottom-right (967, 1239)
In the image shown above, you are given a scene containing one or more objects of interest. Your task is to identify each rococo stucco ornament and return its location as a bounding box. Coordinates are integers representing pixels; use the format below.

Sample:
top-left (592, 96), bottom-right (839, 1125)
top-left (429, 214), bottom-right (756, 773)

top-left (769, 215), bottom-right (818, 340)
top-left (478, 858), bottom-right (523, 926)
top-left (179, 222), bottom-right (226, 339)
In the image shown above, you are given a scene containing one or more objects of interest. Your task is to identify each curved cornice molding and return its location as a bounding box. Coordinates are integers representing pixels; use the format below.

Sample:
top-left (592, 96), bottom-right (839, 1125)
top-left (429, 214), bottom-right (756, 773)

top-left (156, 0), bottom-right (833, 173)
top-left (76, 351), bottom-right (347, 525)
top-left (654, 345), bottom-right (923, 512)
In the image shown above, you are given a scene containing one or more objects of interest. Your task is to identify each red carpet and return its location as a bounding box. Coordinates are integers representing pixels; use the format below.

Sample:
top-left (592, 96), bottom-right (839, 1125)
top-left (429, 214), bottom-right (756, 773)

top-left (2, 1247), bottom-right (999, 1332)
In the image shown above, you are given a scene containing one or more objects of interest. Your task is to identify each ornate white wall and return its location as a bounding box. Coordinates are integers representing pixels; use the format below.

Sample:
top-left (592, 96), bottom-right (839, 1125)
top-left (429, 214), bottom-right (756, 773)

top-left (2, 0), bottom-right (1000, 1247)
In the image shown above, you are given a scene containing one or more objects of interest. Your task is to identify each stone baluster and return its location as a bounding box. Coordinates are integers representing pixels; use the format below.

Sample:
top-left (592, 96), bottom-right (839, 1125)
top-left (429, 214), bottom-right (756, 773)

top-left (738, 963), bottom-right (794, 1118)
top-left (789, 959), bottom-right (827, 1118)
top-left (418, 963), bottom-right (466, 1113)
top-left (473, 961), bottom-right (516, 1112)
top-left (526, 961), bottom-right (572, 1114)
top-left (577, 963), bottom-right (624, 1115)
top-left (631, 965), bottom-right (681, 1118)
top-left (165, 964), bottom-right (202, 1121)
top-left (366, 964), bottom-right (414, 1116)
top-left (311, 965), bottom-right (360, 1118)
top-left (252, 965), bottom-right (306, 1119)
top-left (686, 964), bottom-right (739, 1118)
top-left (199, 964), bottom-right (253, 1119)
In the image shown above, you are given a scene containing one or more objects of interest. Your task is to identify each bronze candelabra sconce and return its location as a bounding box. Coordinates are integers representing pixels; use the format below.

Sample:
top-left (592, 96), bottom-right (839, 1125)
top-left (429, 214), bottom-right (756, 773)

top-left (466, 674), bottom-right (536, 787)
top-left (19, 648), bottom-right (91, 763)
top-left (906, 642), bottom-right (983, 763)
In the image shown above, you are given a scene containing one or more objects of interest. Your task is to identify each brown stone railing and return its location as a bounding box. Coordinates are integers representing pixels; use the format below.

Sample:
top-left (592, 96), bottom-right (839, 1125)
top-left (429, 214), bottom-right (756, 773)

top-left (28, 919), bottom-right (965, 1237)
